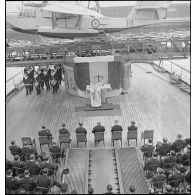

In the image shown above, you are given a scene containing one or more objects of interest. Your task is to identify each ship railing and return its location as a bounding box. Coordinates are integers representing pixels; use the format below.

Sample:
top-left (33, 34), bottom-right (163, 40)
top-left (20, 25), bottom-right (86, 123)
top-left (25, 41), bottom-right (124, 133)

top-left (6, 70), bottom-right (24, 96)
top-left (154, 60), bottom-right (190, 85)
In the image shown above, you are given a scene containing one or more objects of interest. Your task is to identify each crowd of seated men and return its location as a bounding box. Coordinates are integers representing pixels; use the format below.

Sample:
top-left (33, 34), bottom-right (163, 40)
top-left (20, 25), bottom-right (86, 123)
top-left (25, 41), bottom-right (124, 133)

top-left (6, 137), bottom-right (72, 194)
top-left (140, 134), bottom-right (190, 194)
top-left (6, 121), bottom-right (190, 194)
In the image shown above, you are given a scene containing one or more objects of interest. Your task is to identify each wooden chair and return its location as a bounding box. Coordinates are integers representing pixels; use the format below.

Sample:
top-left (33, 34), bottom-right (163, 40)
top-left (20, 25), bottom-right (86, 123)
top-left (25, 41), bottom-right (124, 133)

top-left (59, 134), bottom-right (71, 148)
top-left (142, 130), bottom-right (154, 145)
top-left (21, 137), bottom-right (35, 147)
top-left (76, 133), bottom-right (87, 147)
top-left (152, 180), bottom-right (165, 193)
top-left (94, 132), bottom-right (105, 147)
top-left (111, 131), bottom-right (122, 147)
top-left (22, 184), bottom-right (36, 193)
top-left (127, 131), bottom-right (137, 146)
top-left (39, 136), bottom-right (50, 152)
top-left (36, 186), bottom-right (50, 194)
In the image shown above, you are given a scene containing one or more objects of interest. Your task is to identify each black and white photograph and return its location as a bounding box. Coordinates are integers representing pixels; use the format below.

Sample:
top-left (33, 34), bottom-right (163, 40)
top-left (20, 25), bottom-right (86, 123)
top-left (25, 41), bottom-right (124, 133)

top-left (5, 1), bottom-right (191, 194)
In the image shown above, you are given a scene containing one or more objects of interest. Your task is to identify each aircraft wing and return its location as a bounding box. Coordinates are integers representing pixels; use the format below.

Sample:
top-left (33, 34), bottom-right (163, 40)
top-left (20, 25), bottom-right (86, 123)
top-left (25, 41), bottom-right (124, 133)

top-left (135, 1), bottom-right (172, 9)
top-left (41, 2), bottom-right (105, 18)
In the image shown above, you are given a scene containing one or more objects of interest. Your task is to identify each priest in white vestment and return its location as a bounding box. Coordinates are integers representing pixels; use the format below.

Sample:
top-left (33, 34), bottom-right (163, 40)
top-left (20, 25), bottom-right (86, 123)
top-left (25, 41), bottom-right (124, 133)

top-left (87, 81), bottom-right (111, 107)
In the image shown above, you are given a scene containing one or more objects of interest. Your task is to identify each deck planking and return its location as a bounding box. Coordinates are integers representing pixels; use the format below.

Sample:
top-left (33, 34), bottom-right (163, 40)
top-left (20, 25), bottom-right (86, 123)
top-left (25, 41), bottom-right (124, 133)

top-left (6, 63), bottom-right (190, 161)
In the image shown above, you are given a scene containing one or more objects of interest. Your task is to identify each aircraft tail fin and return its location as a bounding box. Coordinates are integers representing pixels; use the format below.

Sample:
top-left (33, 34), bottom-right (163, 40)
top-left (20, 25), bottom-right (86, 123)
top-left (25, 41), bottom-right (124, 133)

top-left (127, 1), bottom-right (172, 20)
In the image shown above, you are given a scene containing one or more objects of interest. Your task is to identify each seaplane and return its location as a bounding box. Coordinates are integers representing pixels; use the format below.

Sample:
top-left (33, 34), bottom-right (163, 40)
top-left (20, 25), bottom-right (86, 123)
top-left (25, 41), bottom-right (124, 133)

top-left (6, 1), bottom-right (172, 40)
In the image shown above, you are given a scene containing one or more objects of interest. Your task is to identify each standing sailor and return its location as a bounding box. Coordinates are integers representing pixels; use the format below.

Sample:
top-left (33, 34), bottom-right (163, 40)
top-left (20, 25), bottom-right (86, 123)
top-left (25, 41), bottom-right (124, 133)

top-left (51, 69), bottom-right (58, 94)
top-left (54, 66), bottom-right (60, 90)
top-left (27, 66), bottom-right (34, 93)
top-left (43, 68), bottom-right (50, 91)
top-left (57, 64), bottom-right (63, 86)
top-left (23, 72), bottom-right (32, 95)
top-left (39, 69), bottom-right (45, 90)
top-left (34, 72), bottom-right (41, 95)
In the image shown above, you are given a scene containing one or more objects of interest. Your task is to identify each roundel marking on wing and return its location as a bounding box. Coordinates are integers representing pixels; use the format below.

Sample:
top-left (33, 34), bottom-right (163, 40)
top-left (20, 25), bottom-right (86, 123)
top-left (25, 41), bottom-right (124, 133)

top-left (91, 19), bottom-right (100, 28)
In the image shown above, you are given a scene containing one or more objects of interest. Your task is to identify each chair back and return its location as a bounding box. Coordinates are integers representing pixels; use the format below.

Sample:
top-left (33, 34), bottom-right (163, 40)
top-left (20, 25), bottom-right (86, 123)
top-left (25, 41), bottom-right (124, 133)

top-left (21, 137), bottom-right (32, 146)
top-left (39, 136), bottom-right (50, 145)
top-left (76, 133), bottom-right (86, 142)
top-left (94, 132), bottom-right (104, 141)
top-left (127, 131), bottom-right (137, 139)
top-left (112, 131), bottom-right (122, 140)
top-left (22, 184), bottom-right (35, 192)
top-left (143, 130), bottom-right (154, 139)
top-left (152, 180), bottom-right (165, 189)
top-left (59, 134), bottom-right (70, 143)
top-left (36, 186), bottom-right (49, 193)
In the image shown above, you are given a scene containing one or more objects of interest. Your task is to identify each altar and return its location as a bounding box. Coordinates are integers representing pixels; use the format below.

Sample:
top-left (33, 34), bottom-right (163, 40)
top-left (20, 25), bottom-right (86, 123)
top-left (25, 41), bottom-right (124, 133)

top-left (86, 82), bottom-right (111, 107)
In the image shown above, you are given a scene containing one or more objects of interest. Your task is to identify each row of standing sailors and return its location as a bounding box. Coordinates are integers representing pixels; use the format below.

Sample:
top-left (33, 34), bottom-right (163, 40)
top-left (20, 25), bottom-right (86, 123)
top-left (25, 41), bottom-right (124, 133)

top-left (23, 65), bottom-right (63, 95)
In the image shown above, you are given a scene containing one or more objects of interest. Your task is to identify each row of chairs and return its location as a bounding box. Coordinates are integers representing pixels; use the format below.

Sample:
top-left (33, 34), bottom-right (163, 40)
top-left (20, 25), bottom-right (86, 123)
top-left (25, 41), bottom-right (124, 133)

top-left (21, 130), bottom-right (154, 151)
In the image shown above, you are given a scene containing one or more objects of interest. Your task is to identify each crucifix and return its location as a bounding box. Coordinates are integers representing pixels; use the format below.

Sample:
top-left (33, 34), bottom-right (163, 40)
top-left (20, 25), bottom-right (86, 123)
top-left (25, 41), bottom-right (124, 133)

top-left (95, 74), bottom-right (104, 83)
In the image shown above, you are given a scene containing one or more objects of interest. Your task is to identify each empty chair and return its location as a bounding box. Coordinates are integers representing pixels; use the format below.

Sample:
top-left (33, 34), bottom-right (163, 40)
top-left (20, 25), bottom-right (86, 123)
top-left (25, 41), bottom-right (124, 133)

top-left (76, 133), bottom-right (87, 147)
top-left (39, 136), bottom-right (51, 152)
top-left (111, 131), bottom-right (122, 147)
top-left (21, 137), bottom-right (35, 147)
top-left (59, 134), bottom-right (71, 148)
top-left (94, 132), bottom-right (105, 147)
top-left (127, 131), bottom-right (137, 146)
top-left (142, 130), bottom-right (154, 145)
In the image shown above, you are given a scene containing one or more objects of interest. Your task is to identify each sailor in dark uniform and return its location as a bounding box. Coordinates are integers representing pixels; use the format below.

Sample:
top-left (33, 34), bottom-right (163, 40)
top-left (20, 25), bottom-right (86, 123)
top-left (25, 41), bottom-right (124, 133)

top-left (59, 123), bottom-right (70, 135)
top-left (44, 69), bottom-right (51, 91)
top-left (34, 71), bottom-right (41, 95)
top-left (39, 69), bottom-right (45, 90)
top-left (19, 169), bottom-right (37, 192)
top-left (38, 126), bottom-right (53, 142)
top-left (76, 122), bottom-right (87, 135)
top-left (127, 121), bottom-right (138, 131)
top-left (27, 66), bottom-right (34, 92)
top-left (54, 66), bottom-right (60, 89)
top-left (111, 120), bottom-right (123, 132)
top-left (57, 64), bottom-right (63, 86)
top-left (23, 72), bottom-right (32, 95)
top-left (9, 140), bottom-right (22, 157)
top-left (6, 169), bottom-right (20, 193)
top-left (92, 121), bottom-right (105, 133)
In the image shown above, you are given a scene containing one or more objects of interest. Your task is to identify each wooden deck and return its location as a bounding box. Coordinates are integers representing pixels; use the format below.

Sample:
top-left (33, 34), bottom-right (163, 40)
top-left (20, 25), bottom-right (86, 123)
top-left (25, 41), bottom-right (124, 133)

top-left (6, 63), bottom-right (190, 160)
